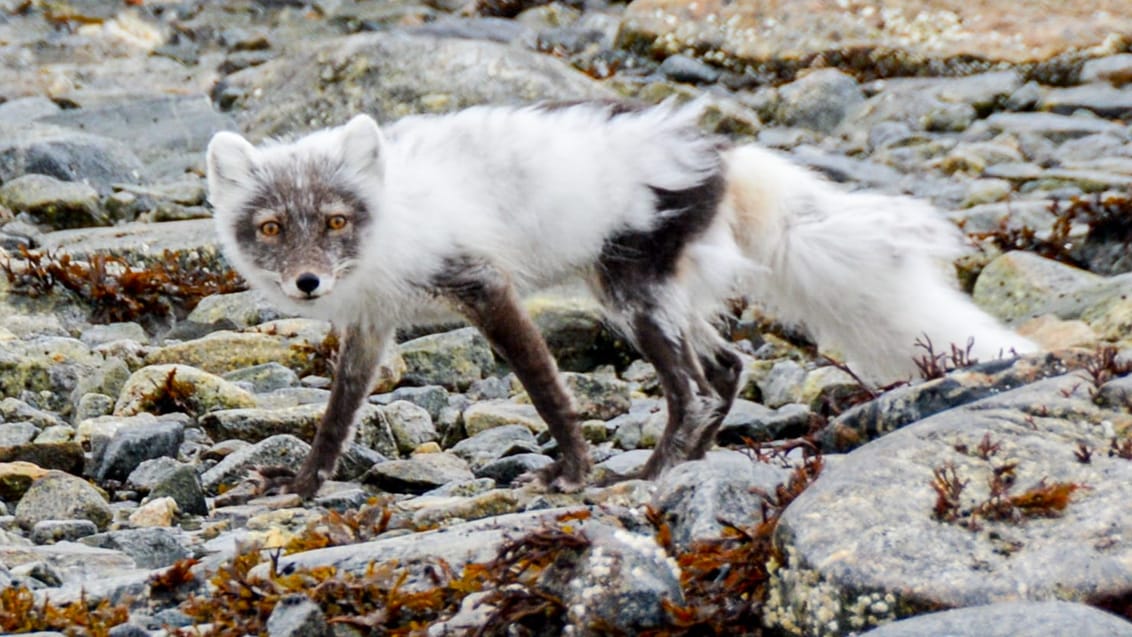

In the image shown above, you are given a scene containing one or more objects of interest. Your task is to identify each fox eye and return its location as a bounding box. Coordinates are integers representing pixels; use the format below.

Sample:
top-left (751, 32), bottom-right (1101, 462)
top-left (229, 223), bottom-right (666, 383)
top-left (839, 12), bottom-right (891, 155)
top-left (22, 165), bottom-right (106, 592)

top-left (259, 221), bottom-right (281, 237)
top-left (327, 215), bottom-right (349, 231)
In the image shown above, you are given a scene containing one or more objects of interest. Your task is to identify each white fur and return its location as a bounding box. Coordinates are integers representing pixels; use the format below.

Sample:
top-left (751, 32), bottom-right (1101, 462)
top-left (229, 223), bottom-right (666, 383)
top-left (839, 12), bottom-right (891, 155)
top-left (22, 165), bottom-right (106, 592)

top-left (709, 145), bottom-right (1037, 381)
top-left (208, 101), bottom-right (1035, 383)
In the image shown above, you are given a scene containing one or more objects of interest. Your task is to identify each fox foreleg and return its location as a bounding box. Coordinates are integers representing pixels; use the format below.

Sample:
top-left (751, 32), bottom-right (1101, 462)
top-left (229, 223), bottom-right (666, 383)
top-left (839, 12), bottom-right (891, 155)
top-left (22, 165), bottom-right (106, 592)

top-left (287, 322), bottom-right (390, 498)
top-left (432, 256), bottom-right (591, 492)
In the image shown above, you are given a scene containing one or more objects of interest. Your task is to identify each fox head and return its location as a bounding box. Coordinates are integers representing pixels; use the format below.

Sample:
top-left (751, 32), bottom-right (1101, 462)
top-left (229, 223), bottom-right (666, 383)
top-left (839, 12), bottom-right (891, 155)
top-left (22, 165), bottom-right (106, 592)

top-left (206, 115), bottom-right (386, 314)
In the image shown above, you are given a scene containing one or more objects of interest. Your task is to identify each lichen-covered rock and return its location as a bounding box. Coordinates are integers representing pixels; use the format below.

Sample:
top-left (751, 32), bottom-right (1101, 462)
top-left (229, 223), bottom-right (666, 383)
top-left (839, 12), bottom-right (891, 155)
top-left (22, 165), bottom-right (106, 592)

top-left (562, 372), bottom-right (631, 420)
top-left (224, 31), bottom-right (615, 138)
top-left (0, 336), bottom-right (102, 411)
top-left (539, 521), bottom-right (684, 635)
top-left (775, 69), bottom-right (863, 133)
top-left (200, 403), bottom-right (398, 458)
top-left (383, 400), bottom-right (438, 455)
top-left (200, 434), bottom-right (311, 494)
top-left (144, 324), bottom-right (332, 377)
top-left (114, 364), bottom-right (257, 417)
top-left (769, 374), bottom-right (1132, 636)
top-left (463, 400), bottom-right (546, 436)
top-left (0, 173), bottom-right (105, 229)
top-left (0, 460), bottom-right (49, 501)
top-left (823, 350), bottom-right (1092, 452)
top-left (653, 451), bottom-right (793, 549)
top-left (15, 471), bottom-right (113, 531)
top-left (399, 327), bottom-right (495, 391)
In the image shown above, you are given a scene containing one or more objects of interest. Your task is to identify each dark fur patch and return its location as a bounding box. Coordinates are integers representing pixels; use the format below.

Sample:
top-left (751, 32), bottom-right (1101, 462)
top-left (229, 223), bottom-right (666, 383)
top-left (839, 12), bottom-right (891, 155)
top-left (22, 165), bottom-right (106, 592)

top-left (597, 170), bottom-right (726, 303)
top-left (431, 256), bottom-right (590, 486)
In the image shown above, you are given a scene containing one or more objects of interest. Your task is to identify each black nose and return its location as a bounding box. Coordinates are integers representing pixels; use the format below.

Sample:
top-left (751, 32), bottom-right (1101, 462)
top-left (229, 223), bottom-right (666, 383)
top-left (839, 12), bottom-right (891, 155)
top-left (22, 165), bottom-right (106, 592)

top-left (295, 273), bottom-right (321, 295)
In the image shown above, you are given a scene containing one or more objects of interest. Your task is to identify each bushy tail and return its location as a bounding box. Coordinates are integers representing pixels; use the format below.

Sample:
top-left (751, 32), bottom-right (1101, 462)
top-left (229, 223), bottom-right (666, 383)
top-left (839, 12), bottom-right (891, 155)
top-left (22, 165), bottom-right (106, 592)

top-left (722, 145), bottom-right (1036, 383)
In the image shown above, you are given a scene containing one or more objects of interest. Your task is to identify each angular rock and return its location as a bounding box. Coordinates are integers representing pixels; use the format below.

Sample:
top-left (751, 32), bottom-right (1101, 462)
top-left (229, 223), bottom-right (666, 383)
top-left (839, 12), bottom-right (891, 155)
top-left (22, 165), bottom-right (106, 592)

top-left (973, 251), bottom-right (1132, 325)
top-left (114, 364), bottom-right (257, 418)
top-left (1041, 85), bottom-right (1132, 119)
top-left (0, 122), bottom-right (145, 195)
top-left (148, 463), bottom-right (209, 517)
top-left (362, 452), bottom-right (474, 495)
top-left (770, 374), bottom-right (1132, 636)
top-left (1081, 53), bottom-right (1132, 85)
top-left (824, 351), bottom-right (1091, 452)
top-left (30, 519), bottom-right (98, 544)
top-left (408, 489), bottom-right (523, 529)
top-left (79, 322), bottom-right (148, 347)
top-left (81, 527), bottom-right (192, 569)
top-left (658, 54), bottom-right (721, 84)
top-left (399, 327), bottom-right (495, 391)
top-left (127, 496), bottom-right (179, 527)
top-left (775, 69), bottom-right (863, 133)
top-left (475, 453), bottom-right (553, 485)
top-left (383, 400), bottom-right (438, 454)
top-left (563, 372), bottom-right (631, 420)
top-left (186, 290), bottom-right (285, 329)
top-left (223, 362), bottom-right (300, 393)
top-left (0, 442), bottom-right (84, 475)
top-left (371, 385), bottom-right (450, 421)
top-left (980, 112), bottom-right (1127, 144)
top-left (463, 400), bottom-right (546, 437)
top-left (653, 451), bottom-right (793, 549)
top-left (0, 173), bottom-right (105, 229)
top-left (200, 434), bottom-right (311, 494)
top-left (860, 601), bottom-right (1132, 637)
top-left (0, 460), bottom-right (49, 501)
top-left (14, 471), bottom-right (112, 531)
top-left (93, 417), bottom-right (185, 482)
top-left (39, 95), bottom-right (235, 177)
top-left (266, 594), bottom-right (332, 637)
top-left (145, 325), bottom-right (332, 377)
top-left (200, 403), bottom-right (398, 458)
top-left (449, 425), bottom-right (542, 471)
top-left (224, 31), bottom-right (615, 138)
top-left (540, 521), bottom-right (684, 634)
top-left (718, 400), bottom-right (812, 445)
top-left (592, 449), bottom-right (652, 484)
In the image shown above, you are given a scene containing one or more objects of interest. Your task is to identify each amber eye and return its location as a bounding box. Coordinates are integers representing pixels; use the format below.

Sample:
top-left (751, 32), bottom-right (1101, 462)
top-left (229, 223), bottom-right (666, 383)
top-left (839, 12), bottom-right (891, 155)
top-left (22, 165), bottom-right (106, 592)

top-left (327, 215), bottom-right (349, 231)
top-left (259, 221), bottom-right (281, 237)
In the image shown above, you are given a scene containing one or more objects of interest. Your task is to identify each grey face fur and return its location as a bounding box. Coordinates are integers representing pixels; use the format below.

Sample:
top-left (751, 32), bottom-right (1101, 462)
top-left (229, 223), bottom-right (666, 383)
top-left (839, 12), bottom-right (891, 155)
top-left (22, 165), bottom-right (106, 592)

top-left (230, 158), bottom-right (373, 301)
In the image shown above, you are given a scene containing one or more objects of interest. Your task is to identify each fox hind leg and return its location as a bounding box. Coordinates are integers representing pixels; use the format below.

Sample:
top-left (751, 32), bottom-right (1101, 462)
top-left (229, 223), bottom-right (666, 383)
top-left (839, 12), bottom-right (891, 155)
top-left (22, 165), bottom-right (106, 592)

top-left (685, 318), bottom-right (742, 461)
top-left (433, 256), bottom-right (591, 492)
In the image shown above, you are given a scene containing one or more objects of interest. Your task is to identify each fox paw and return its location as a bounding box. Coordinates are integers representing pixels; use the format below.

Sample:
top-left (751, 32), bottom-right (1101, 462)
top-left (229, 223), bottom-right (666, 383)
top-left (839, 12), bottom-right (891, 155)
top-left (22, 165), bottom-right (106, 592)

top-left (230, 466), bottom-right (323, 501)
top-left (515, 456), bottom-right (591, 493)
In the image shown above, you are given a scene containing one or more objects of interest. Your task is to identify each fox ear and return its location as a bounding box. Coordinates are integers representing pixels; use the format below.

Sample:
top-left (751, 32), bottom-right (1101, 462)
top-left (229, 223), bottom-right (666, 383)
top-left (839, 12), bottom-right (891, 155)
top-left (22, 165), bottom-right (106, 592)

top-left (340, 114), bottom-right (385, 181)
top-left (206, 131), bottom-right (258, 209)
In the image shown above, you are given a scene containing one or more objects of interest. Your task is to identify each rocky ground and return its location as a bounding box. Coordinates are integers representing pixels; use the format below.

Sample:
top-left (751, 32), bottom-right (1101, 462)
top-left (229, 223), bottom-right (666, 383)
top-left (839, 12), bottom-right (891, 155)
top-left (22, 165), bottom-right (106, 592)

top-left (1, 0), bottom-right (1132, 635)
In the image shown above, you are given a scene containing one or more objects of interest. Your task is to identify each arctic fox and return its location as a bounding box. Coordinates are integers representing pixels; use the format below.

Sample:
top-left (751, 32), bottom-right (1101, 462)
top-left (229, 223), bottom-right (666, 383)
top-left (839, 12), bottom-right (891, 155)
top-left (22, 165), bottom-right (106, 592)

top-left (206, 100), bottom-right (1035, 497)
